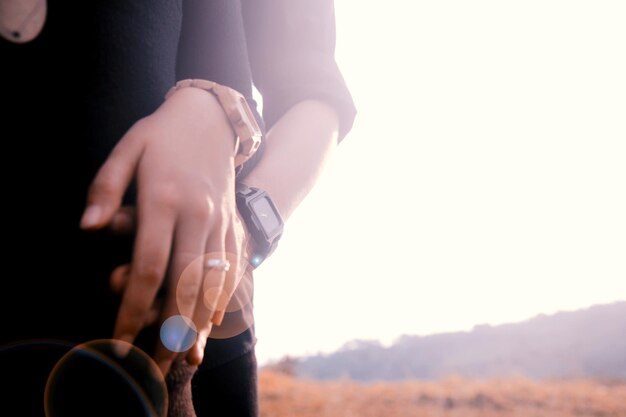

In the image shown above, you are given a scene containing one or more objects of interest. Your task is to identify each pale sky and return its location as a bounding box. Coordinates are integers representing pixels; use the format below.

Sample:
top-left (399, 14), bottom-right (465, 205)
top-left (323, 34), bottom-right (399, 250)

top-left (253, 0), bottom-right (626, 365)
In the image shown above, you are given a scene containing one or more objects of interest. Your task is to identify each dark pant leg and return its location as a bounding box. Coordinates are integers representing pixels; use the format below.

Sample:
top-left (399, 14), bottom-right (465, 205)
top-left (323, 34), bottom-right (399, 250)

top-left (192, 350), bottom-right (259, 417)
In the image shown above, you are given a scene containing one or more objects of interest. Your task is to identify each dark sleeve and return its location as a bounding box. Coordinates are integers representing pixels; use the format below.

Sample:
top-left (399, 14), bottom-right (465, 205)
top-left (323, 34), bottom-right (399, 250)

top-left (177, 0), bottom-right (253, 98)
top-left (176, 0), bottom-right (267, 178)
top-left (242, 0), bottom-right (357, 141)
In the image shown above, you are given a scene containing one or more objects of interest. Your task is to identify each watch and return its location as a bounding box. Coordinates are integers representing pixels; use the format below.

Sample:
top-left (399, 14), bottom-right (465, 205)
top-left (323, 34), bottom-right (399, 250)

top-left (236, 184), bottom-right (284, 268)
top-left (165, 79), bottom-right (262, 167)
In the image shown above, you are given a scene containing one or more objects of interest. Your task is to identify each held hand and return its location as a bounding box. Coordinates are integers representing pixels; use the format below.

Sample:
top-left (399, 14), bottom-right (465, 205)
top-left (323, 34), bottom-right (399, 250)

top-left (106, 206), bottom-right (253, 367)
top-left (80, 87), bottom-right (248, 374)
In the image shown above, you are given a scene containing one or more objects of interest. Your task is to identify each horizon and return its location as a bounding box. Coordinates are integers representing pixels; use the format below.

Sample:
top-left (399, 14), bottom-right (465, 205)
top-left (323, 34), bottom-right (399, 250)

top-left (259, 299), bottom-right (626, 363)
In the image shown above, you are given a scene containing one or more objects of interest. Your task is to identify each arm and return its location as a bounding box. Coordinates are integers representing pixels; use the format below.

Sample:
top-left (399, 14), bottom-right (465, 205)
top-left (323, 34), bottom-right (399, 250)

top-left (183, 98), bottom-right (340, 360)
top-left (242, 0), bottom-right (356, 140)
top-left (241, 100), bottom-right (339, 221)
top-left (239, 0), bottom-right (355, 230)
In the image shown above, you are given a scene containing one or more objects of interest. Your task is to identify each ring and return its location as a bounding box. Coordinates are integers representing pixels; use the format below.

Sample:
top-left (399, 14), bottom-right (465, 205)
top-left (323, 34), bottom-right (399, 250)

top-left (205, 258), bottom-right (230, 272)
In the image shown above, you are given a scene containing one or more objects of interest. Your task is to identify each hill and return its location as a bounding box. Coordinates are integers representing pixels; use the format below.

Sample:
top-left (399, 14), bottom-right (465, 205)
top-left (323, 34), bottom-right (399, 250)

top-left (291, 301), bottom-right (626, 381)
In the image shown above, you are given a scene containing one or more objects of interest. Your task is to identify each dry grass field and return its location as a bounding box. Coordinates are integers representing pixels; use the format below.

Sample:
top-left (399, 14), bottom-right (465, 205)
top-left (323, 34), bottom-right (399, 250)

top-left (259, 371), bottom-right (626, 417)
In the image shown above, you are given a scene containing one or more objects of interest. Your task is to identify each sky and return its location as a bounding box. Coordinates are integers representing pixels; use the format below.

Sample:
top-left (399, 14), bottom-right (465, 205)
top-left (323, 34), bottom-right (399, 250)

top-left (253, 0), bottom-right (626, 365)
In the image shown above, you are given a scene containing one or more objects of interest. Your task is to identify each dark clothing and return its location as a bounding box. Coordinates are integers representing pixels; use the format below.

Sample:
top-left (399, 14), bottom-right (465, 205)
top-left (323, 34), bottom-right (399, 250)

top-left (1, 0), bottom-right (355, 416)
top-left (243, 0), bottom-right (356, 140)
top-left (192, 350), bottom-right (259, 417)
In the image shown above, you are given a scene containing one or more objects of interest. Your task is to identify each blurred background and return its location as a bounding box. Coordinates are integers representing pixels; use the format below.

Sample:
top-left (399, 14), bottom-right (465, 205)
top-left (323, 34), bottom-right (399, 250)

top-left (254, 0), bottom-right (625, 367)
top-left (251, 1), bottom-right (626, 415)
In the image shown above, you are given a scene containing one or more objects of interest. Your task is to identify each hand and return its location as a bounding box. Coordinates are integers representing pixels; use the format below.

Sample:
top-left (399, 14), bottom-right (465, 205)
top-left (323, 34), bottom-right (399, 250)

top-left (80, 87), bottom-right (248, 374)
top-left (106, 205), bottom-right (254, 365)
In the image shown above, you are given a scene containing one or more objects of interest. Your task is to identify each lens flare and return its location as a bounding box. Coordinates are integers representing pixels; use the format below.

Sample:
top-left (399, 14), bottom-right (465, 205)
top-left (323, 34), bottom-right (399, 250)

top-left (250, 254), bottom-right (264, 268)
top-left (44, 339), bottom-right (167, 417)
top-left (160, 315), bottom-right (197, 353)
top-left (174, 251), bottom-right (255, 340)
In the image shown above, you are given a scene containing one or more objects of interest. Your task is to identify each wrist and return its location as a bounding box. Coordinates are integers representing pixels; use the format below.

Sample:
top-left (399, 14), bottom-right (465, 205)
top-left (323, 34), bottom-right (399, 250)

top-left (165, 79), bottom-right (262, 167)
top-left (163, 87), bottom-right (233, 132)
top-left (157, 87), bottom-right (238, 167)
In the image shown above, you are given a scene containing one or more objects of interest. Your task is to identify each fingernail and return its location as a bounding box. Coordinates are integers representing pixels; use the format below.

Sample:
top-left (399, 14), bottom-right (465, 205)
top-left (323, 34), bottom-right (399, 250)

top-left (212, 310), bottom-right (225, 326)
top-left (80, 205), bottom-right (102, 228)
top-left (111, 211), bottom-right (132, 232)
top-left (187, 352), bottom-right (202, 366)
top-left (112, 337), bottom-right (132, 358)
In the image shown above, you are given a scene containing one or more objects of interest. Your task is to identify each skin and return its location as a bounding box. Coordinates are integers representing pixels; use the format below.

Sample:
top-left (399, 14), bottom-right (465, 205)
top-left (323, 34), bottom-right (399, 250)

top-left (242, 100), bottom-right (339, 221)
top-left (81, 88), bottom-right (339, 376)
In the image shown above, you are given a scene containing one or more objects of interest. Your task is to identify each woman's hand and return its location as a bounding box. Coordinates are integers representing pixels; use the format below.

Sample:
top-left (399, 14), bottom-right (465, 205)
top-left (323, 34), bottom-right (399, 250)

top-left (106, 204), bottom-right (254, 369)
top-left (80, 87), bottom-right (248, 374)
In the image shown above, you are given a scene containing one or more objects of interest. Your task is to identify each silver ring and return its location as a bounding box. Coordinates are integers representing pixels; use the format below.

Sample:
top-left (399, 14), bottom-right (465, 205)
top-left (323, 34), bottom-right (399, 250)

top-left (205, 258), bottom-right (230, 272)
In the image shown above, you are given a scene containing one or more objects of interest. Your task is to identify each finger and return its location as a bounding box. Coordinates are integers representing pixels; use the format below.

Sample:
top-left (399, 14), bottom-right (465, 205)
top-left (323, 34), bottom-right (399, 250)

top-left (211, 309), bottom-right (226, 328)
top-left (153, 214), bottom-right (211, 375)
top-left (113, 196), bottom-right (176, 355)
top-left (226, 268), bottom-right (254, 314)
top-left (187, 322), bottom-right (213, 366)
top-left (211, 227), bottom-right (242, 326)
top-left (110, 264), bottom-right (162, 327)
top-left (110, 264), bottom-right (131, 294)
top-left (144, 305), bottom-right (161, 327)
top-left (199, 267), bottom-right (229, 328)
top-left (184, 229), bottom-right (229, 367)
top-left (185, 265), bottom-right (226, 366)
top-left (80, 133), bottom-right (143, 230)
top-left (109, 206), bottom-right (137, 235)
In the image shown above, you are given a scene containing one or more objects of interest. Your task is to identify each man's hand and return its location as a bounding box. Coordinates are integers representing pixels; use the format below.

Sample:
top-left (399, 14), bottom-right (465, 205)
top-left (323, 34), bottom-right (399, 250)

top-left (80, 87), bottom-right (248, 375)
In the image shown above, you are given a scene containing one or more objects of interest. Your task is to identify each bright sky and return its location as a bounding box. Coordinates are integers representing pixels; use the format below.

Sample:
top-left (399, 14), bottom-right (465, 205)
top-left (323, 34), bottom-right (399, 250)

top-left (253, 0), bottom-right (626, 365)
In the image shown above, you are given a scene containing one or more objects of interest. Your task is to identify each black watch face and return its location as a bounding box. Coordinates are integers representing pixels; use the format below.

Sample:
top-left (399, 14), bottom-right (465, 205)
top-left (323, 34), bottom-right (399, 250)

top-left (251, 196), bottom-right (282, 238)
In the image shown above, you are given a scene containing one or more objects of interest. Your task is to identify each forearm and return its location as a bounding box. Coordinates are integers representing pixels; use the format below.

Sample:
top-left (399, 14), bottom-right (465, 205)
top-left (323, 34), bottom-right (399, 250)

top-left (241, 100), bottom-right (339, 220)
